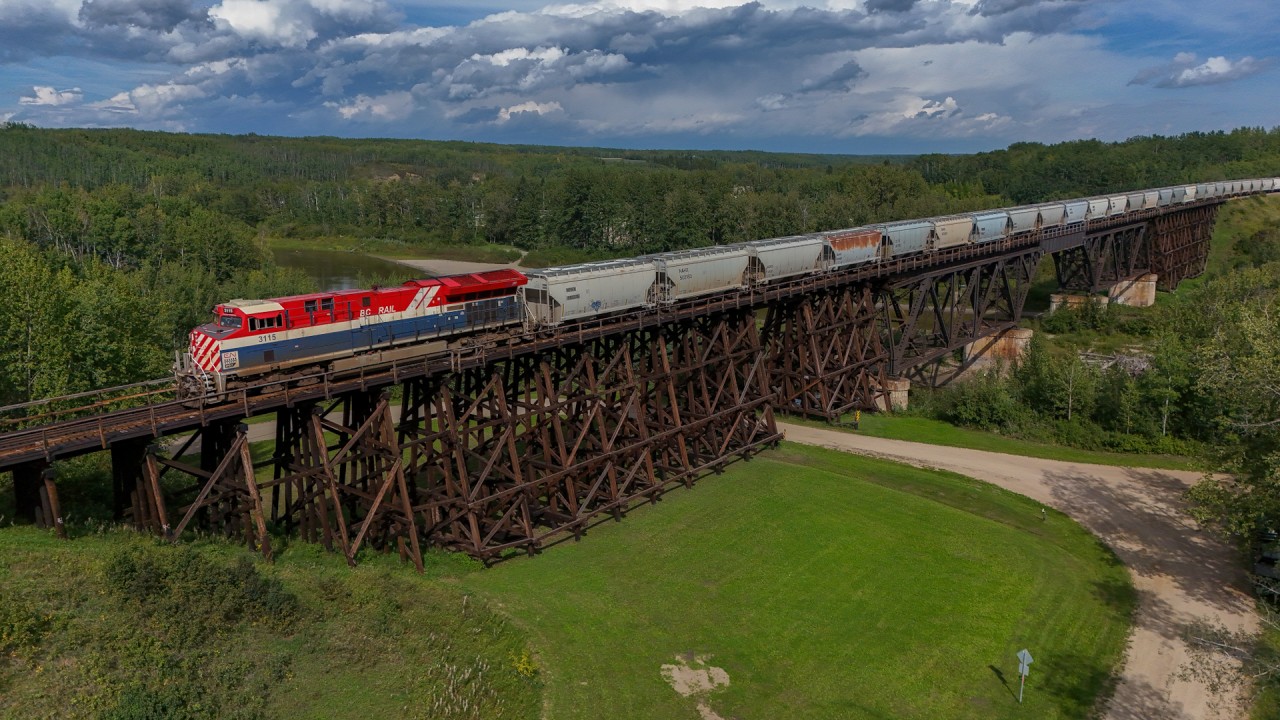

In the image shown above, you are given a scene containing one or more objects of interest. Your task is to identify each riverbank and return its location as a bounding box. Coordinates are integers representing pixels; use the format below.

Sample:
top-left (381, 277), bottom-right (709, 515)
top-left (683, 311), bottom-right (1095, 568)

top-left (380, 254), bottom-right (524, 277)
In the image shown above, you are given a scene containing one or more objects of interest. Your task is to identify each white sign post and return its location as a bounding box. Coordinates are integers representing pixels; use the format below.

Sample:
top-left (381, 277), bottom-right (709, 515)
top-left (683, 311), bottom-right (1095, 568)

top-left (1016, 649), bottom-right (1033, 704)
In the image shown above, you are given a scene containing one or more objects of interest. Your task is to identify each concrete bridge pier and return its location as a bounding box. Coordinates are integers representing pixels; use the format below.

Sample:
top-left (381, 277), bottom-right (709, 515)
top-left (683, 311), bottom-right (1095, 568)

top-left (874, 378), bottom-right (911, 412)
top-left (963, 327), bottom-right (1034, 373)
top-left (1108, 273), bottom-right (1158, 307)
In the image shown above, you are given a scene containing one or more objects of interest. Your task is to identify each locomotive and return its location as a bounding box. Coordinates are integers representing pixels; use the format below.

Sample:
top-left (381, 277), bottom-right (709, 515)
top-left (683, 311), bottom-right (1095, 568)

top-left (177, 178), bottom-right (1280, 397)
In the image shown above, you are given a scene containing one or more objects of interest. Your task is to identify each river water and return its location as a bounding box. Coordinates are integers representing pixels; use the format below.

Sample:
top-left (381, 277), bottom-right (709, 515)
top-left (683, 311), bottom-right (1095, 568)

top-left (270, 248), bottom-right (426, 291)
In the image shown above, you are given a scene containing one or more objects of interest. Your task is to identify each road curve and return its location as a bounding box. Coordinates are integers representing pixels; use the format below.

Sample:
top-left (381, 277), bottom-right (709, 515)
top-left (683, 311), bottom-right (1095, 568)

top-left (778, 422), bottom-right (1257, 720)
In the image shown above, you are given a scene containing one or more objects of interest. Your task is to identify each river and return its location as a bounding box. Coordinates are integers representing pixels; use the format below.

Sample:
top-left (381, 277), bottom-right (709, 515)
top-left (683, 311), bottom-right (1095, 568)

top-left (270, 248), bottom-right (423, 291)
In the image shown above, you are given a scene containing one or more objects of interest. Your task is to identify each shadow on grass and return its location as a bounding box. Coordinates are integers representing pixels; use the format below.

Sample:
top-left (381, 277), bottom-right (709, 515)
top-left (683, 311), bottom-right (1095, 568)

top-left (988, 664), bottom-right (1017, 702)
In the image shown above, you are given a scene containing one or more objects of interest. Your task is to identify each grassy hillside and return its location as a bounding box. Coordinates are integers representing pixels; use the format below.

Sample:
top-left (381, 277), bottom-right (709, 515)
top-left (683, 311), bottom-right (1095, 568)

top-left (2, 442), bottom-right (1133, 719)
top-left (0, 532), bottom-right (541, 720)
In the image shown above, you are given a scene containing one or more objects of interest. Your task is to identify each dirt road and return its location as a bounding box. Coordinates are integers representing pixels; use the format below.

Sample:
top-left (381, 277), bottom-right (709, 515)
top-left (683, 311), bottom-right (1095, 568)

top-left (778, 422), bottom-right (1257, 720)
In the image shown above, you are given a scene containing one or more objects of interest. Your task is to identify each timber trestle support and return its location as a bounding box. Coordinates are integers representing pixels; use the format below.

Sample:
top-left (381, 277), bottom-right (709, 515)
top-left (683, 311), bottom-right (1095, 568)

top-left (112, 309), bottom-right (781, 565)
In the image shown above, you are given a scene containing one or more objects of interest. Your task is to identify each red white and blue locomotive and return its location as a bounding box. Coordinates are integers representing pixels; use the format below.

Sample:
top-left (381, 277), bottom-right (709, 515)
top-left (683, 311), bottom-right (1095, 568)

top-left (177, 178), bottom-right (1280, 398)
top-left (178, 269), bottom-right (526, 396)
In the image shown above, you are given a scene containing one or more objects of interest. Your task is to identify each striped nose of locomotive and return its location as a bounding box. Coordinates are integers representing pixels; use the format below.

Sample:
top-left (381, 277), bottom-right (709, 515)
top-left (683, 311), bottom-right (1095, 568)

top-left (189, 329), bottom-right (222, 373)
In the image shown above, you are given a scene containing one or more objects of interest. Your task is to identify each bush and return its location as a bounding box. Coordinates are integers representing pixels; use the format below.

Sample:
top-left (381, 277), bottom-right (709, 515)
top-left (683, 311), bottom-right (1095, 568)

top-left (1041, 299), bottom-right (1113, 334)
top-left (105, 546), bottom-right (299, 642)
top-left (937, 369), bottom-right (1028, 431)
top-left (0, 599), bottom-right (54, 658)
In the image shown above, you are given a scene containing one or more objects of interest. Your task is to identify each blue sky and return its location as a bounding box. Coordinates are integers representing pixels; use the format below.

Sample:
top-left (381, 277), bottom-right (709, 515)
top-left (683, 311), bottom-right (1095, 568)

top-left (0, 0), bottom-right (1274, 154)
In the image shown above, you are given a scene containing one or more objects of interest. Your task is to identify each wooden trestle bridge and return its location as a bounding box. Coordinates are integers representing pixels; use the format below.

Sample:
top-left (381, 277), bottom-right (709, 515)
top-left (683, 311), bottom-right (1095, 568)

top-left (0, 196), bottom-right (1229, 567)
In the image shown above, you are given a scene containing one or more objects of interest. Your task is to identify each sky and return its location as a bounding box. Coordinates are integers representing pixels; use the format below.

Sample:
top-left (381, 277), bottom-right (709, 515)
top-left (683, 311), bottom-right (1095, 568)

top-left (0, 0), bottom-right (1275, 154)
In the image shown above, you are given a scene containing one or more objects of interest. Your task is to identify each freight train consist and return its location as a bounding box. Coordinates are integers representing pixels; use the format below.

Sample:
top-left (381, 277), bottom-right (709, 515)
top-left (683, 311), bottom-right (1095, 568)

top-left (177, 178), bottom-right (1280, 396)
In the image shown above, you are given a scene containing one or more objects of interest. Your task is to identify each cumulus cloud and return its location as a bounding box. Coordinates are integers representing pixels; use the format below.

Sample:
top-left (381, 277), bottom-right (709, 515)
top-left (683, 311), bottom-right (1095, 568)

top-left (496, 99), bottom-right (562, 123)
top-left (1130, 53), bottom-right (1270, 89)
top-left (20, 86), bottom-right (83, 106)
top-left (324, 90), bottom-right (414, 120)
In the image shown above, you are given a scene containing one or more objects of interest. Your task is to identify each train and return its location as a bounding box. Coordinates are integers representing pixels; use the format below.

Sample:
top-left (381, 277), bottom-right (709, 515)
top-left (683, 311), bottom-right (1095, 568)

top-left (176, 178), bottom-right (1280, 397)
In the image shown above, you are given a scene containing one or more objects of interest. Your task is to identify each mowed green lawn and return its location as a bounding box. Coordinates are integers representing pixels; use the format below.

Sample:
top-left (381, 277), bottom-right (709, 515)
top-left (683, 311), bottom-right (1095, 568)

top-left (459, 442), bottom-right (1134, 720)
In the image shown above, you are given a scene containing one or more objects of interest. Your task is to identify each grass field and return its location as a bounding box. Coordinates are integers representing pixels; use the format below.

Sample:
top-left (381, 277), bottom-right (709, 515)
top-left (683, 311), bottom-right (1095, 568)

top-left (820, 413), bottom-right (1201, 471)
top-left (0, 530), bottom-right (541, 720)
top-left (1, 442), bottom-right (1134, 719)
top-left (458, 442), bottom-right (1135, 719)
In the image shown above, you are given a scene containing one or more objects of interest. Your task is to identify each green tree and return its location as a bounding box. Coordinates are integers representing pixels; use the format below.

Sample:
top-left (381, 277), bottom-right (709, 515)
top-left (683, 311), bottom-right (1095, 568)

top-left (1187, 297), bottom-right (1280, 538)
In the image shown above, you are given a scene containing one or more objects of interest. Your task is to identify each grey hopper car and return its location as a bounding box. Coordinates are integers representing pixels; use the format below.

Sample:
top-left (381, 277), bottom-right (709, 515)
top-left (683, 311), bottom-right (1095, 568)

top-left (1126, 192), bottom-right (1147, 211)
top-left (1007, 206), bottom-right (1041, 233)
top-left (1086, 197), bottom-right (1109, 218)
top-left (822, 227), bottom-right (882, 269)
top-left (1064, 200), bottom-right (1089, 224)
top-left (933, 216), bottom-right (975, 249)
top-left (1037, 202), bottom-right (1067, 227)
top-left (879, 220), bottom-right (934, 255)
top-left (1143, 190), bottom-right (1159, 208)
top-left (649, 246), bottom-right (751, 303)
top-left (521, 259), bottom-right (657, 328)
top-left (1107, 195), bottom-right (1129, 216)
top-left (1158, 188), bottom-right (1175, 205)
top-left (971, 211), bottom-right (1011, 243)
top-left (744, 235), bottom-right (827, 283)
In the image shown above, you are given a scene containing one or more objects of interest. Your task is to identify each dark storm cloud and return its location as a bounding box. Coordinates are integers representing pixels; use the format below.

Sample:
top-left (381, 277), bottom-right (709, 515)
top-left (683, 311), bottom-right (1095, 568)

top-left (865, 0), bottom-right (918, 14)
top-left (79, 0), bottom-right (203, 31)
top-left (798, 59), bottom-right (867, 94)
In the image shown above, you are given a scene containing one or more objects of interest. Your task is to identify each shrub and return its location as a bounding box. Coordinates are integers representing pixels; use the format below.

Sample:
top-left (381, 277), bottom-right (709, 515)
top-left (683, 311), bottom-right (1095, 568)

top-left (937, 369), bottom-right (1027, 431)
top-left (105, 546), bottom-right (299, 642)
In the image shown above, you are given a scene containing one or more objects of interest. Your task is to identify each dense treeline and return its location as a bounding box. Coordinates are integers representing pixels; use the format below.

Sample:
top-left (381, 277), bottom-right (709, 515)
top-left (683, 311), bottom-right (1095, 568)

top-left (0, 124), bottom-right (990, 260)
top-left (912, 127), bottom-right (1280, 203)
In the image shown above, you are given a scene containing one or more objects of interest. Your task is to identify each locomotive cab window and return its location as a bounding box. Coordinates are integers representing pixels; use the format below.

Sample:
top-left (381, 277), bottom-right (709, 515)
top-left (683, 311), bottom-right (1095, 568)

top-left (218, 315), bottom-right (242, 329)
top-left (321, 297), bottom-right (334, 312)
top-left (304, 300), bottom-right (317, 313)
top-left (362, 296), bottom-right (371, 307)
top-left (249, 317), bottom-right (258, 331)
